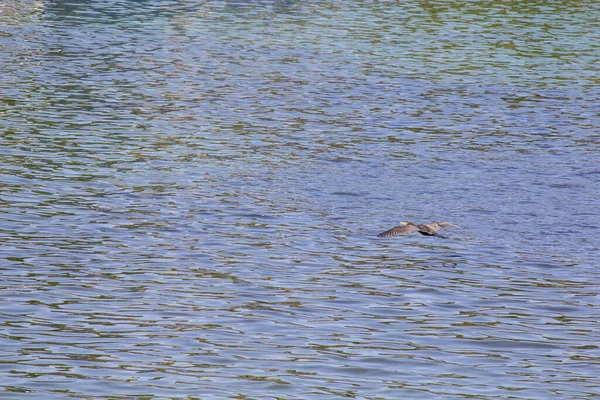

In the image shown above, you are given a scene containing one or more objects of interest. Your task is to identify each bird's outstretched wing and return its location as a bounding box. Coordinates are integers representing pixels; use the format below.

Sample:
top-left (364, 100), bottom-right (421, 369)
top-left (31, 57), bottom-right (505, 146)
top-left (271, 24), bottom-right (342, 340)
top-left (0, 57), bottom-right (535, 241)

top-left (377, 225), bottom-right (419, 238)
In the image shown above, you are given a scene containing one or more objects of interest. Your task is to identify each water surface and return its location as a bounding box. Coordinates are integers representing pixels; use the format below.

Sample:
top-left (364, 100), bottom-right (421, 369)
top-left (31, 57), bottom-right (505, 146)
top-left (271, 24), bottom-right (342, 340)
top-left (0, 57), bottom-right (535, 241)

top-left (1, 1), bottom-right (600, 398)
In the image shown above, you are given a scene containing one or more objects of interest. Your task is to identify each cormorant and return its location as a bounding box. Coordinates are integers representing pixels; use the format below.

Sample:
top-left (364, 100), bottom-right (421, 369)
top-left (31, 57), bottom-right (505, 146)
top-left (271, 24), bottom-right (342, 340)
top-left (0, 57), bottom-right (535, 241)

top-left (377, 221), bottom-right (459, 238)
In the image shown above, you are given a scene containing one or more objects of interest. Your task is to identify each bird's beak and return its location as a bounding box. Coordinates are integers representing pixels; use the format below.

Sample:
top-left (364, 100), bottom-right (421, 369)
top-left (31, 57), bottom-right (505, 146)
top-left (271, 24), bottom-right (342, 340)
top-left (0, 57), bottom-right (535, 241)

top-left (400, 221), bottom-right (409, 225)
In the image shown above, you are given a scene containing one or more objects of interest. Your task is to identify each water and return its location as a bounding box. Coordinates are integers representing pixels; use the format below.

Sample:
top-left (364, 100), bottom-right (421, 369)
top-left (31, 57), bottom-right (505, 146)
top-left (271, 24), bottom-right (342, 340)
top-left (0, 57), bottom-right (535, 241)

top-left (1, 1), bottom-right (599, 398)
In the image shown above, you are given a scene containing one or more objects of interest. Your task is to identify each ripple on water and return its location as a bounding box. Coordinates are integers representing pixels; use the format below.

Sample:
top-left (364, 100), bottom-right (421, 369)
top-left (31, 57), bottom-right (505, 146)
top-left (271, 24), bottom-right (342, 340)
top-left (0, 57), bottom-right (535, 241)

top-left (1, 0), bottom-right (600, 398)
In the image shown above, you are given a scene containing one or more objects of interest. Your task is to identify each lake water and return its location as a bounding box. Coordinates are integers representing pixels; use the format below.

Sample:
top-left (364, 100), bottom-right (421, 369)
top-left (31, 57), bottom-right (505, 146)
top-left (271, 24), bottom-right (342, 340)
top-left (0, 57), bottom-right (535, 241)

top-left (1, 1), bottom-right (599, 398)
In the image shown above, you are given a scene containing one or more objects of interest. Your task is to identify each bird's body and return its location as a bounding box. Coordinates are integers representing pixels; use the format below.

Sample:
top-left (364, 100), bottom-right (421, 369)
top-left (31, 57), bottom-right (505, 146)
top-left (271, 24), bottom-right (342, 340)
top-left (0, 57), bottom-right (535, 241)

top-left (377, 221), bottom-right (459, 238)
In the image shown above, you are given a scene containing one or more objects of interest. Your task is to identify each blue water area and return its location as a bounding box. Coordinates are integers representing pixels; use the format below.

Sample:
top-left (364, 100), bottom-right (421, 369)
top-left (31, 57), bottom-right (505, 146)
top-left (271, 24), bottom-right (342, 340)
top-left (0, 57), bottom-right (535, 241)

top-left (1, 1), bottom-right (599, 398)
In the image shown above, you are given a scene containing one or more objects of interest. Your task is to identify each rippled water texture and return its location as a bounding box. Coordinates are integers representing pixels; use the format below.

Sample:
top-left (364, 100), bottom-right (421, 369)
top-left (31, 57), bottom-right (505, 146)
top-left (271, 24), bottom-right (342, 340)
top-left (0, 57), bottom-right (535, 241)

top-left (1, 1), bottom-right (600, 398)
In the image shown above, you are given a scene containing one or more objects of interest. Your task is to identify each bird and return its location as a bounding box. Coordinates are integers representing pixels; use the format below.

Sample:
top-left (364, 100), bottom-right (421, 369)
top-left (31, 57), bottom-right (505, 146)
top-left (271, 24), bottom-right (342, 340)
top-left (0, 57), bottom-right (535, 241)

top-left (377, 221), bottom-right (459, 238)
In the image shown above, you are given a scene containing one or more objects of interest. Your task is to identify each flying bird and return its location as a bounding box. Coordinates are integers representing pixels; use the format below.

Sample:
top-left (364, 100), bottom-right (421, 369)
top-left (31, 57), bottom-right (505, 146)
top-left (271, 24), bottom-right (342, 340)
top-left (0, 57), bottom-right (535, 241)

top-left (377, 221), bottom-right (459, 238)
